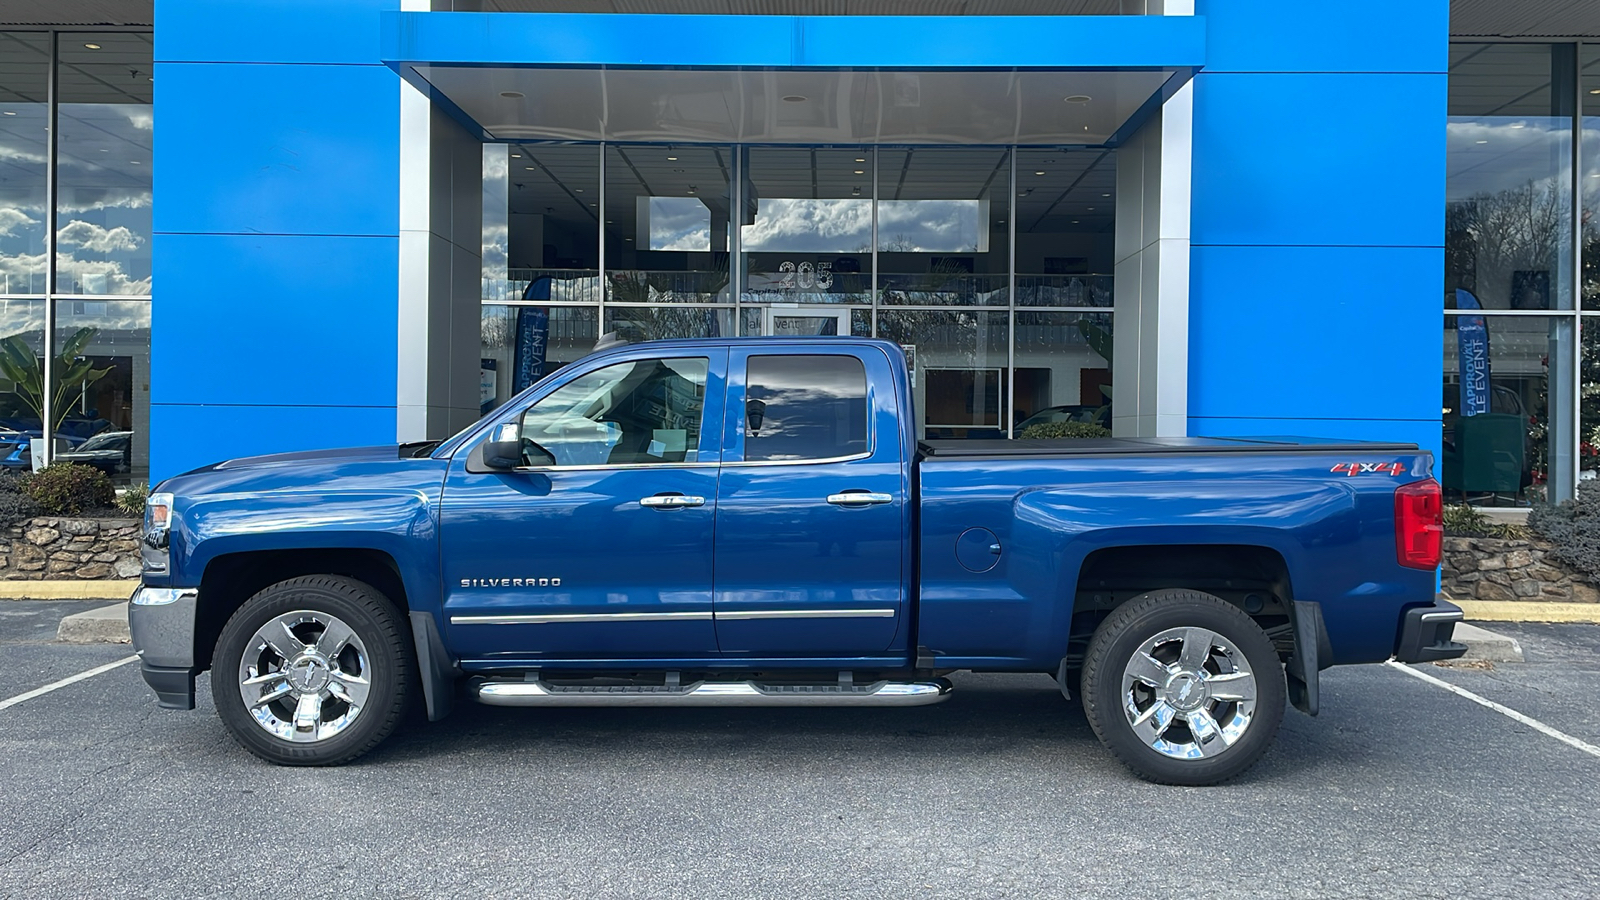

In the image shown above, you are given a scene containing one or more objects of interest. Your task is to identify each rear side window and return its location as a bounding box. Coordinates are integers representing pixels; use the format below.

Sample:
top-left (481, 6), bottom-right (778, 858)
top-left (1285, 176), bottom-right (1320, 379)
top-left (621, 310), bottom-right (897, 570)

top-left (743, 355), bottom-right (869, 462)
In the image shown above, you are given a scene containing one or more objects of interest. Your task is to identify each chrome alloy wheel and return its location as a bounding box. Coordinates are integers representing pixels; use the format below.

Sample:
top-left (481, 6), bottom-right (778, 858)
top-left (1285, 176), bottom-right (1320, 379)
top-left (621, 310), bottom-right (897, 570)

top-left (237, 610), bottom-right (371, 743)
top-left (1120, 626), bottom-right (1258, 760)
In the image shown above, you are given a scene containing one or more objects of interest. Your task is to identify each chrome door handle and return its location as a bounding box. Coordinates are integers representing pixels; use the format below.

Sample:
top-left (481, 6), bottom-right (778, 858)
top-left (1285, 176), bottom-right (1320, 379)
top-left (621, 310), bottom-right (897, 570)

top-left (640, 494), bottom-right (705, 508)
top-left (826, 492), bottom-right (894, 507)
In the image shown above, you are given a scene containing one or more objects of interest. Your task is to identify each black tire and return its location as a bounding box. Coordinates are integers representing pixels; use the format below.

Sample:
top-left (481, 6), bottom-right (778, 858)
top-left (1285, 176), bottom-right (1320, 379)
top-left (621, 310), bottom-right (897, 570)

top-left (213, 575), bottom-right (413, 766)
top-left (1081, 589), bottom-right (1286, 786)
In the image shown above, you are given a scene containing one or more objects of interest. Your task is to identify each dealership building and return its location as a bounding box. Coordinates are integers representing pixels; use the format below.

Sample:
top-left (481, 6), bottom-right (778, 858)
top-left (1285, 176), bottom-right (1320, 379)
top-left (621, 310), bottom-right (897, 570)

top-left (0, 0), bottom-right (1597, 503)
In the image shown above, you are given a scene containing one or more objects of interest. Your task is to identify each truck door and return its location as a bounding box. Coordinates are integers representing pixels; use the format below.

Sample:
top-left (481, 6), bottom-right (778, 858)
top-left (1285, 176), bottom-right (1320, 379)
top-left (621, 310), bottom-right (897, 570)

top-left (439, 349), bottom-right (726, 660)
top-left (713, 346), bottom-right (908, 656)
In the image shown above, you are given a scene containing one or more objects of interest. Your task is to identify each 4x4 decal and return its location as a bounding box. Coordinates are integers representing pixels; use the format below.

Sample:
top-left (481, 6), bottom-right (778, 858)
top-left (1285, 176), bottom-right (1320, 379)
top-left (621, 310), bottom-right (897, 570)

top-left (1330, 462), bottom-right (1406, 476)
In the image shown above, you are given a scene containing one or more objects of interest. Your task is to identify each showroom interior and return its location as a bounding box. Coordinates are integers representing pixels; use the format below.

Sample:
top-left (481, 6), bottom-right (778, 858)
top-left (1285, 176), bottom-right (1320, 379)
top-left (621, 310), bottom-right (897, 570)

top-left (5, 1), bottom-right (1600, 505)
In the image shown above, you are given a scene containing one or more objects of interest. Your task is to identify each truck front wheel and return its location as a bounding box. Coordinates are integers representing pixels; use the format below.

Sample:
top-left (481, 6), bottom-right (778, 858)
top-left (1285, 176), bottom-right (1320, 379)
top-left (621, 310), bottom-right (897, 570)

top-left (213, 575), bottom-right (414, 766)
top-left (1081, 589), bottom-right (1285, 786)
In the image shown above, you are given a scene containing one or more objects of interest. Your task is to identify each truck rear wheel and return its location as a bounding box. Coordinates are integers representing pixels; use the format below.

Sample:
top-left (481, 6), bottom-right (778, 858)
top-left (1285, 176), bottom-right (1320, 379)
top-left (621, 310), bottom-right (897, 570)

top-left (213, 575), bottom-right (413, 766)
top-left (1081, 589), bottom-right (1285, 786)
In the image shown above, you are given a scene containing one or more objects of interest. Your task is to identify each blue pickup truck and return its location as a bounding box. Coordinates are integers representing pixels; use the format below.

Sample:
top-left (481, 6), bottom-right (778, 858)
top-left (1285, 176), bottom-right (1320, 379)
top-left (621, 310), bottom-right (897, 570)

top-left (129, 337), bottom-right (1464, 784)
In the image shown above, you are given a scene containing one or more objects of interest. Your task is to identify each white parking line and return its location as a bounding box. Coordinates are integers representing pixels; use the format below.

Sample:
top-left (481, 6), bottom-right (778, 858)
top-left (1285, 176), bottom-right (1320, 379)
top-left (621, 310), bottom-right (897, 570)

top-left (1386, 660), bottom-right (1600, 760)
top-left (0, 655), bottom-right (139, 712)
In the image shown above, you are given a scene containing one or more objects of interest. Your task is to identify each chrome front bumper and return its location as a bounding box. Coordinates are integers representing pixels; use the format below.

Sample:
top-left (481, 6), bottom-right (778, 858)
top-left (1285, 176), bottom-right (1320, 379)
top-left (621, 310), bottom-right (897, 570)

top-left (129, 586), bottom-right (199, 710)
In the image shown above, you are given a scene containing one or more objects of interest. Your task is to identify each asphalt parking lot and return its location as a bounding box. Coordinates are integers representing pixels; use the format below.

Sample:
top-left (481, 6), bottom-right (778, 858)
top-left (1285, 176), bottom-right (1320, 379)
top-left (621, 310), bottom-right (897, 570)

top-left (1, 602), bottom-right (1598, 900)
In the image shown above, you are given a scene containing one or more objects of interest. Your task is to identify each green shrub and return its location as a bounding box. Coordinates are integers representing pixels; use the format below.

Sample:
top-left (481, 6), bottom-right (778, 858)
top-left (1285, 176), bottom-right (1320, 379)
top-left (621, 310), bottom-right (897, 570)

top-left (0, 470), bottom-right (40, 525)
top-left (117, 482), bottom-right (149, 517)
top-left (1529, 492), bottom-right (1600, 580)
top-left (1441, 504), bottom-right (1513, 539)
top-left (1019, 420), bottom-right (1112, 440)
top-left (24, 462), bottom-right (115, 516)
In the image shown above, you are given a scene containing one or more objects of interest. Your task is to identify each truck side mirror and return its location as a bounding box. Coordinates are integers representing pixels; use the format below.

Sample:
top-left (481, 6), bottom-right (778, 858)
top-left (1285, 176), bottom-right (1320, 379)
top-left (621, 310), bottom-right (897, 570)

top-left (746, 399), bottom-right (766, 435)
top-left (482, 440), bottom-right (523, 469)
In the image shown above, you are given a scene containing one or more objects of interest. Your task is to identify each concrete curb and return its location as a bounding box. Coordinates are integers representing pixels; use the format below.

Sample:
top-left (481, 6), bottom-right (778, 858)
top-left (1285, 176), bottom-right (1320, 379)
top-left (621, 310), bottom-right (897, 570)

top-left (1450, 621), bottom-right (1524, 663)
top-left (57, 602), bottom-right (130, 644)
top-left (1452, 599), bottom-right (1600, 624)
top-left (0, 580), bottom-right (138, 601)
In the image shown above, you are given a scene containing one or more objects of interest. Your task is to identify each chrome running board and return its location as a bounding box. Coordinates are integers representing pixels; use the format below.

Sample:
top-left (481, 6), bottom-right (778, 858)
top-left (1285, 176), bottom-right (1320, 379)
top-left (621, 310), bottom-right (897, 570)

top-left (474, 676), bottom-right (953, 708)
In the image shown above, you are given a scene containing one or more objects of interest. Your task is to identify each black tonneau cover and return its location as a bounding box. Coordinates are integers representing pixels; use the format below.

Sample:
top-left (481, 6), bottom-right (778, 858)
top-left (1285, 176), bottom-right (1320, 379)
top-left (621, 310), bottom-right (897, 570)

top-left (918, 435), bottom-right (1421, 460)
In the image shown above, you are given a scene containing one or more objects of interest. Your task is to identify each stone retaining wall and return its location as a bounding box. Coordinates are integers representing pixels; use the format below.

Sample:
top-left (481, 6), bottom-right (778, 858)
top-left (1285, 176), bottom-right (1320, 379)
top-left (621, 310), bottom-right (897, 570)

top-left (0, 517), bottom-right (141, 580)
top-left (1442, 535), bottom-right (1600, 603)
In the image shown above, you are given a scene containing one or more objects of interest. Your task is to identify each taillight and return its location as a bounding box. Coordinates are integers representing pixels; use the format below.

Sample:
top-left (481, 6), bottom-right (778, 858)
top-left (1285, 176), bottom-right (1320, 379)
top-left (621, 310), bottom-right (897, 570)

top-left (1395, 479), bottom-right (1443, 569)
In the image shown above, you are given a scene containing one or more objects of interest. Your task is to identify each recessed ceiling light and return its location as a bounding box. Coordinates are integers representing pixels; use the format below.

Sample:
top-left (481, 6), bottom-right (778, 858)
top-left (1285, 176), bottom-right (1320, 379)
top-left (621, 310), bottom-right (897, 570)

top-left (1591, 89), bottom-right (1600, 95)
top-left (854, 169), bottom-right (864, 174)
top-left (575, 188), bottom-right (583, 192)
top-left (1072, 219), bottom-right (1079, 223)
top-left (589, 202), bottom-right (597, 206)
top-left (83, 43), bottom-right (101, 50)
top-left (1063, 94), bottom-right (1091, 103)
top-left (606, 220), bottom-right (614, 224)
top-left (1, 111), bottom-right (12, 116)
top-left (511, 153), bottom-right (522, 158)
top-left (1101, 193), bottom-right (1110, 197)
top-left (524, 166), bottom-right (534, 170)
top-left (1087, 207), bottom-right (1095, 211)
top-left (666, 156), bottom-right (678, 160)
top-left (1475, 140), bottom-right (1488, 144)
top-left (782, 95), bottom-right (806, 102)
top-left (1035, 171), bottom-right (1046, 176)
top-left (855, 158), bottom-right (866, 162)
top-left (499, 91), bottom-right (524, 99)
top-left (129, 160), bottom-right (140, 165)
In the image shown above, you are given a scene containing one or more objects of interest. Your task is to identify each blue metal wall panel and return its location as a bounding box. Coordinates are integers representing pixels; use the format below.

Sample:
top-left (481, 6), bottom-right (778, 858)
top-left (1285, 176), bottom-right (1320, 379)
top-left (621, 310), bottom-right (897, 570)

top-left (152, 234), bottom-right (398, 407)
top-left (1188, 244), bottom-right (1442, 422)
top-left (1187, 1), bottom-right (1448, 452)
top-left (157, 0), bottom-right (397, 65)
top-left (152, 62), bottom-right (399, 237)
top-left (152, 0), bottom-right (402, 481)
top-left (1196, 0), bottom-right (1447, 74)
top-left (382, 11), bottom-right (1206, 70)
top-left (151, 404), bottom-right (399, 477)
top-left (1190, 71), bottom-right (1446, 249)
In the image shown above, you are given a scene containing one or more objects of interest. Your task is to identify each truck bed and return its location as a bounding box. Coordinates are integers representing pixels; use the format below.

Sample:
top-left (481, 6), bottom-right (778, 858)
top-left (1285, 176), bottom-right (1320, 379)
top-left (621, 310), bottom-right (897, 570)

top-left (917, 435), bottom-right (1420, 460)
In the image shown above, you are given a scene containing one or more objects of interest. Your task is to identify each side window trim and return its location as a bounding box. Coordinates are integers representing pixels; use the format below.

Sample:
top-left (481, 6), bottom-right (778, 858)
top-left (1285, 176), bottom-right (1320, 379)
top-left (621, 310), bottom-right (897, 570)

top-left (723, 349), bottom-right (876, 467)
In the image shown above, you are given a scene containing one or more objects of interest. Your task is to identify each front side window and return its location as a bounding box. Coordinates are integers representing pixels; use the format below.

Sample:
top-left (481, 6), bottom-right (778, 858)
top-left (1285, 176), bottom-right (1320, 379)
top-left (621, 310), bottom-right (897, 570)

top-left (515, 357), bottom-right (708, 466)
top-left (743, 355), bottom-right (868, 462)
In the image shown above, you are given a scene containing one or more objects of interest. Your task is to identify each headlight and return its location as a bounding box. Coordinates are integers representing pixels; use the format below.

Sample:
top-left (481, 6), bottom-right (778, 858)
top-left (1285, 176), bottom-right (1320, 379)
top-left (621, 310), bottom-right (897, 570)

top-left (144, 492), bottom-right (174, 551)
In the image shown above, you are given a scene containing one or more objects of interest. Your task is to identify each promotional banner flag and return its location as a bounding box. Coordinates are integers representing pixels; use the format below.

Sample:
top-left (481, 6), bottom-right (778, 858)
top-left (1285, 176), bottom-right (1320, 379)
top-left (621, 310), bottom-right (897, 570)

top-left (512, 275), bottom-right (553, 392)
top-left (1455, 288), bottom-right (1490, 417)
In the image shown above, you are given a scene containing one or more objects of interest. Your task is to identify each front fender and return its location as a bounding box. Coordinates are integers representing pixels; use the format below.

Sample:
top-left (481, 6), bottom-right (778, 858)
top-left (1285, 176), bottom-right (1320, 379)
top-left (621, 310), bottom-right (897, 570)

top-left (172, 490), bottom-right (441, 616)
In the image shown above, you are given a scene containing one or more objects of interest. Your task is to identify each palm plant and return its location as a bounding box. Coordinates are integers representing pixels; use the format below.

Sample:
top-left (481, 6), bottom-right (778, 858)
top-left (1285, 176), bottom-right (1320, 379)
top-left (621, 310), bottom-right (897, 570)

top-left (0, 327), bottom-right (112, 435)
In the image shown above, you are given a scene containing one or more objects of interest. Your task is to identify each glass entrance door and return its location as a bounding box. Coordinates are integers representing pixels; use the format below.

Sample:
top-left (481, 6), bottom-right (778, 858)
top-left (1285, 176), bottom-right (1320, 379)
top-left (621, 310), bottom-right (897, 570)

top-left (763, 306), bottom-right (851, 337)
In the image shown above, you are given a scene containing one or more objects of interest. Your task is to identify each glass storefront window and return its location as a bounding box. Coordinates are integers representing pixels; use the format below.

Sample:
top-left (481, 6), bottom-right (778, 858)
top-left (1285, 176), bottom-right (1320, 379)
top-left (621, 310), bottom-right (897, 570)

top-left (604, 305), bottom-right (736, 343)
top-left (1581, 45), bottom-right (1600, 310)
top-left (55, 33), bottom-right (153, 296)
top-left (605, 144), bottom-right (731, 303)
top-left (507, 143), bottom-right (601, 304)
top-left (1446, 44), bottom-right (1573, 312)
top-left (53, 299), bottom-right (148, 482)
top-left (876, 148), bottom-right (1009, 307)
top-left (1443, 313), bottom-right (1550, 504)
top-left (0, 33), bottom-right (49, 296)
top-left (479, 304), bottom-right (597, 414)
top-left (876, 309), bottom-right (1008, 439)
top-left (0, 299), bottom-right (43, 467)
top-left (1014, 311), bottom-right (1113, 431)
top-left (740, 146), bottom-right (872, 305)
top-left (1014, 148), bottom-right (1115, 308)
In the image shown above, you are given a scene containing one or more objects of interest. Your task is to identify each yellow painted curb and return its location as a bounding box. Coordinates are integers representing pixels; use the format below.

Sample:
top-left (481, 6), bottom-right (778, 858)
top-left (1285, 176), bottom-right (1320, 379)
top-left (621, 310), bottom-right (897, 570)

top-left (1451, 598), bottom-right (1600, 624)
top-left (0, 580), bottom-right (138, 600)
